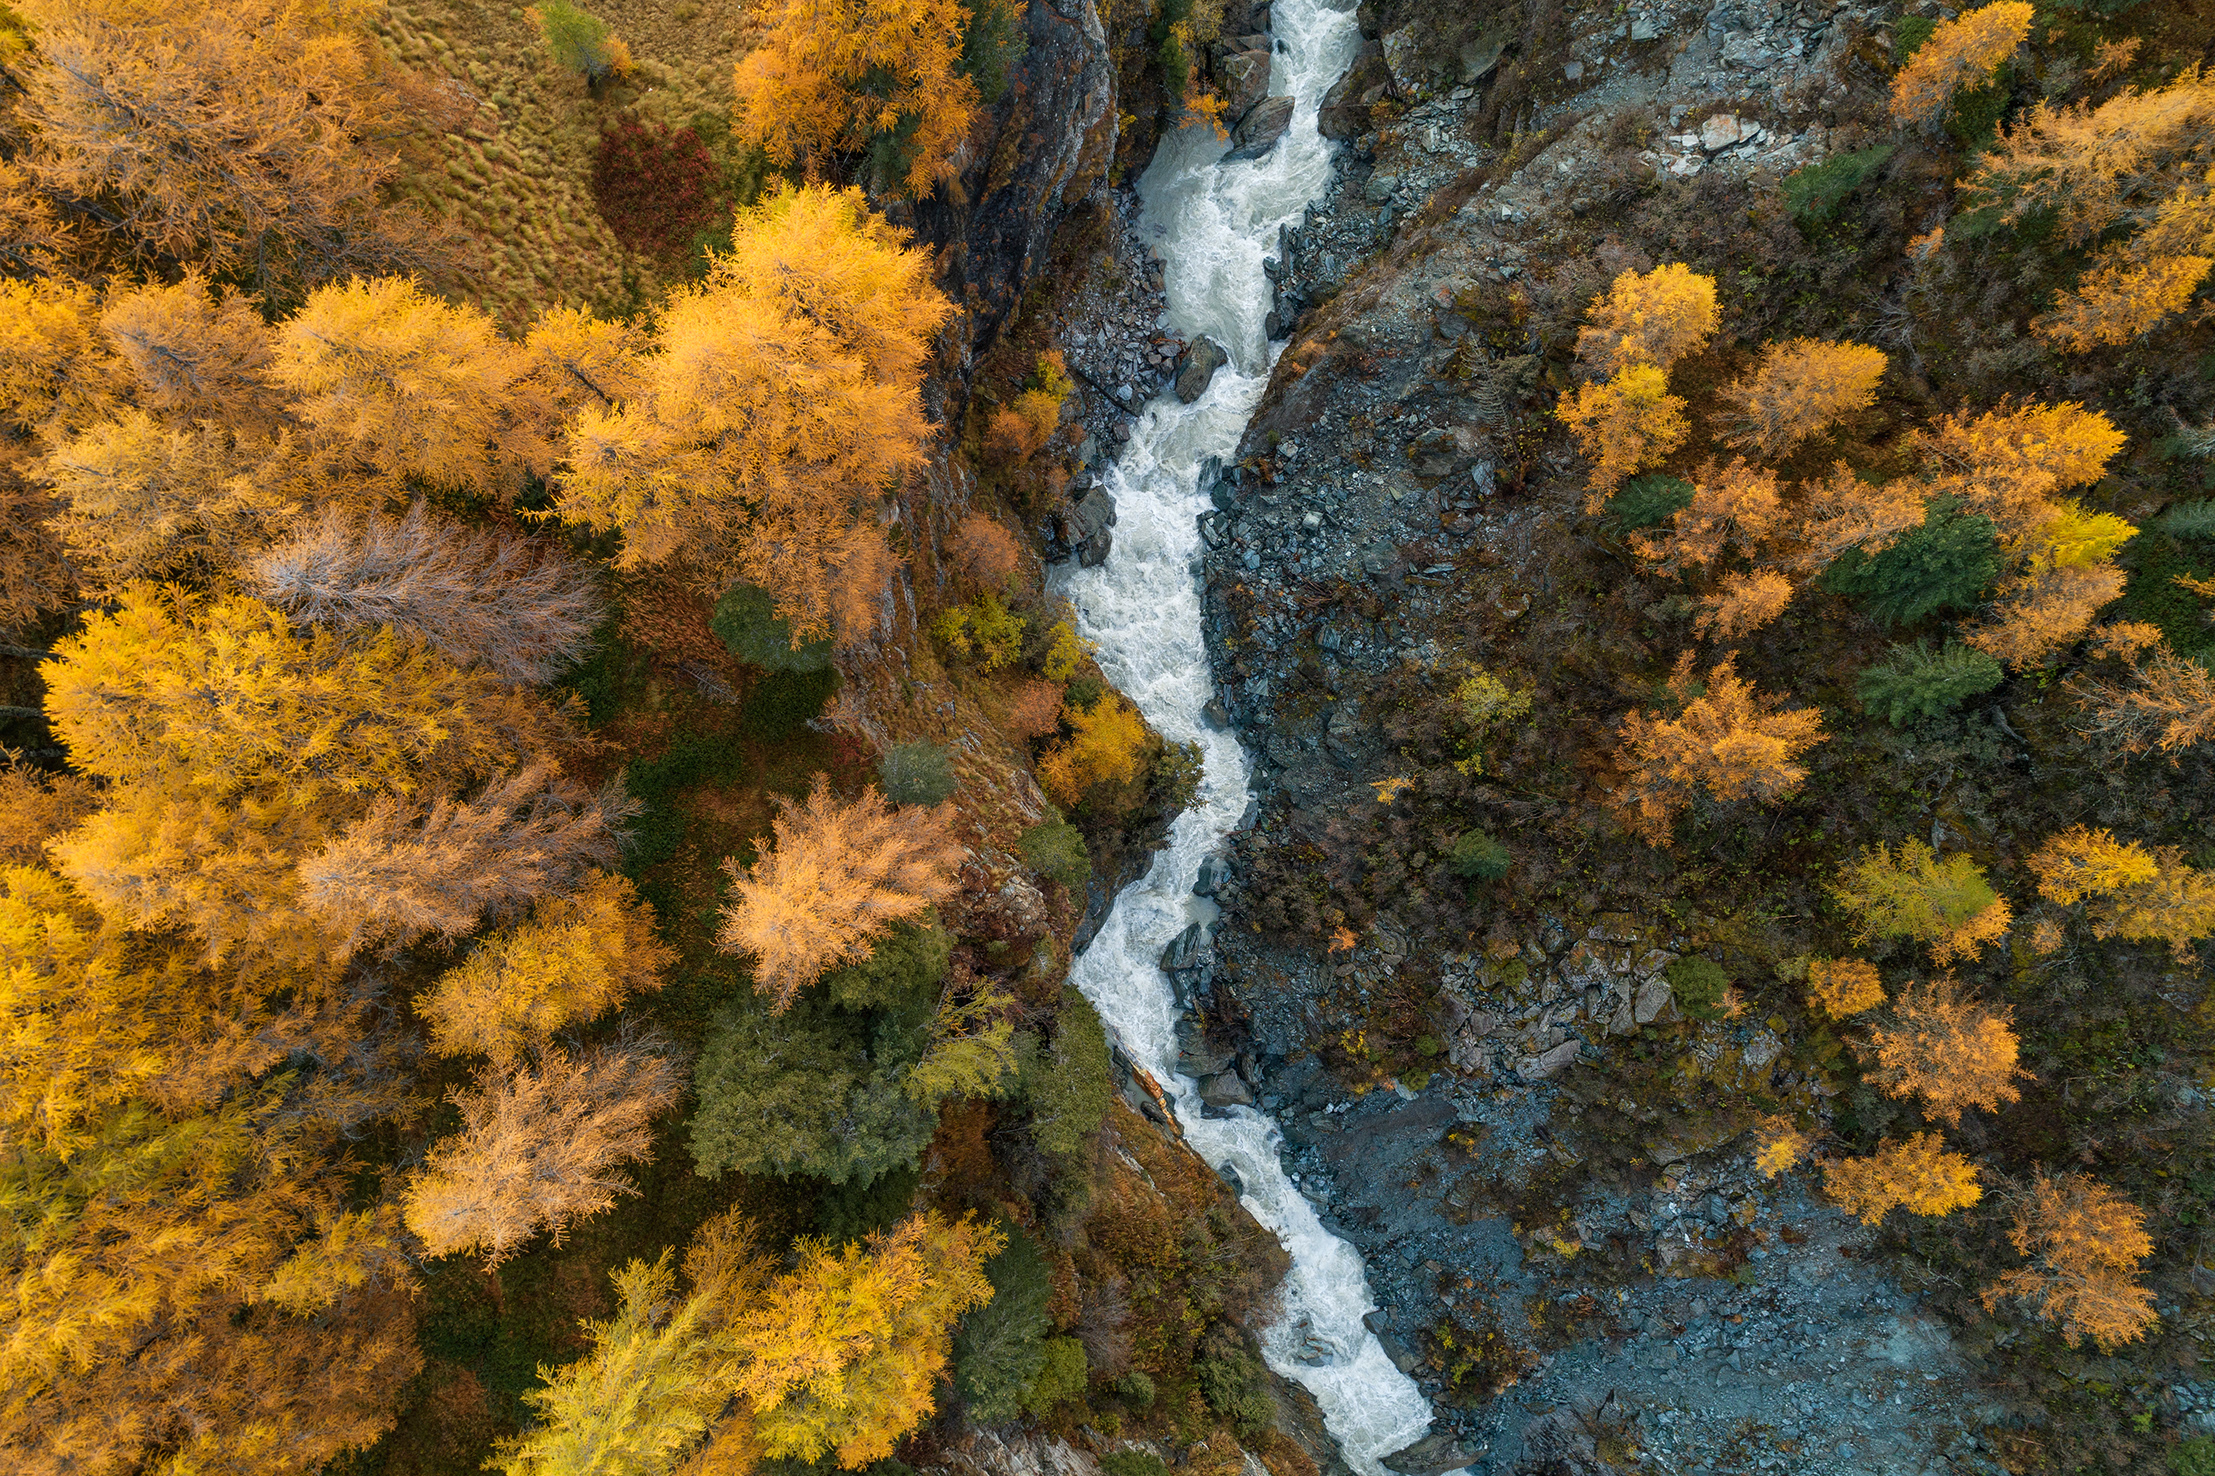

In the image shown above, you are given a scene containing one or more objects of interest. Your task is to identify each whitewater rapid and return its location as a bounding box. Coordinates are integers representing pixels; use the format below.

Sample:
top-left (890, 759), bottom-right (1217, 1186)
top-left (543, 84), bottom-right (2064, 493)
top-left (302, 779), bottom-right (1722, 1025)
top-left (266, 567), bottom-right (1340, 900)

top-left (1053, 3), bottom-right (1443, 1472)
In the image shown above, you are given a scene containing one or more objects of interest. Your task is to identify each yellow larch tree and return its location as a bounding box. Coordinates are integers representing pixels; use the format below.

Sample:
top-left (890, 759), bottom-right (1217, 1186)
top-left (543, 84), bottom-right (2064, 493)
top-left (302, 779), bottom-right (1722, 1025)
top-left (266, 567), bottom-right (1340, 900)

top-left (1791, 463), bottom-right (1928, 572)
top-left (2072, 644), bottom-right (2215, 755)
top-left (1752, 1115), bottom-right (1814, 1178)
top-left (270, 275), bottom-right (549, 496)
top-left (1718, 339), bottom-right (1887, 457)
top-left (556, 184), bottom-right (948, 641)
top-left (730, 1211), bottom-right (1002, 1467)
top-left (0, 276), bottom-right (124, 437)
top-left (1807, 956), bottom-right (1885, 1018)
top-left (1693, 569), bottom-right (1794, 642)
top-left (418, 872), bottom-right (673, 1062)
top-left (402, 1037), bottom-right (686, 1265)
top-left (2034, 253), bottom-right (2213, 351)
top-left (1574, 263), bottom-right (1719, 377)
top-left (1038, 689), bottom-right (1151, 804)
top-left (1825, 1134), bottom-right (1982, 1222)
top-left (524, 302), bottom-right (650, 418)
top-left (1833, 839), bottom-right (2011, 965)
top-left (716, 776), bottom-right (963, 1009)
top-left (2030, 826), bottom-right (2215, 958)
top-left (1966, 70), bottom-right (2215, 248)
top-left (2027, 825), bottom-right (2160, 904)
top-left (99, 271), bottom-right (285, 430)
top-left (731, 0), bottom-right (978, 196)
top-left (1561, 364), bottom-right (1689, 499)
top-left (1888, 1), bottom-right (2031, 128)
top-left (1862, 977), bottom-right (2023, 1125)
top-left (1983, 1174), bottom-right (2158, 1350)
top-left (1612, 656), bottom-right (1826, 844)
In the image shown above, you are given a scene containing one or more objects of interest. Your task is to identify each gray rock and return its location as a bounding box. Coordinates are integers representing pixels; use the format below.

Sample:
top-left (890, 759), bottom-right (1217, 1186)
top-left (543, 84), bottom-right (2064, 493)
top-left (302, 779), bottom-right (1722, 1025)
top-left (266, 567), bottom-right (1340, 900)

top-left (1699, 113), bottom-right (1747, 152)
top-left (1562, 59), bottom-right (1583, 80)
top-left (1517, 1038), bottom-right (1582, 1082)
top-left (1225, 95), bottom-right (1295, 160)
top-left (1633, 974), bottom-right (1673, 1024)
top-left (1382, 1429), bottom-right (1480, 1476)
top-left (1630, 16), bottom-right (1659, 39)
top-left (1199, 1071), bottom-right (1254, 1108)
top-left (1380, 24), bottom-right (1427, 89)
top-left (1160, 920), bottom-right (1206, 973)
top-left (1459, 33), bottom-right (1506, 82)
top-left (1195, 855), bottom-right (1225, 896)
top-left (1364, 172), bottom-right (1399, 204)
top-left (1219, 49), bottom-right (1272, 125)
top-left (1320, 40), bottom-right (1387, 139)
top-left (1077, 525), bottom-right (1113, 567)
top-left (1176, 337), bottom-right (1231, 402)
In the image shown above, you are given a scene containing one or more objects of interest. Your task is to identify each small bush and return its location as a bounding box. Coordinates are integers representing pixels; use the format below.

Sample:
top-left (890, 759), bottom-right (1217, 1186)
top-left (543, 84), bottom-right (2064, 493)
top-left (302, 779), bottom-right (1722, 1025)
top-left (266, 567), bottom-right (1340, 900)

top-left (1450, 831), bottom-right (1512, 880)
top-left (1784, 145), bottom-right (1896, 229)
top-left (741, 666), bottom-right (839, 740)
top-left (2157, 500), bottom-right (2215, 539)
top-left (879, 742), bottom-right (956, 805)
top-left (591, 117), bottom-right (714, 258)
top-left (1194, 1324), bottom-right (1275, 1439)
top-left (1021, 1336), bottom-right (1088, 1416)
top-left (934, 593), bottom-right (1027, 670)
top-left (1856, 642), bottom-right (2005, 726)
top-left (2175, 1435), bottom-right (2215, 1476)
top-left (1665, 956), bottom-right (1731, 1020)
top-left (711, 583), bottom-right (834, 672)
top-left (1019, 820), bottom-right (1092, 891)
top-left (530, 0), bottom-right (632, 84)
top-left (1103, 1453), bottom-right (1170, 1476)
top-left (1605, 474), bottom-right (1696, 531)
top-left (1111, 1372), bottom-right (1157, 1408)
top-left (1822, 497), bottom-right (2001, 626)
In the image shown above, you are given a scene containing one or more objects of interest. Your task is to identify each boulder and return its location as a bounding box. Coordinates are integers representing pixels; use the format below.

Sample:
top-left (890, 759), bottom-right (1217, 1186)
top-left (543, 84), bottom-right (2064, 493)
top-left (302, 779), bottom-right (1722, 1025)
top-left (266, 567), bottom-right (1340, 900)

top-left (1077, 525), bottom-right (1113, 567)
top-left (1406, 424), bottom-right (1483, 478)
top-left (1160, 920), bottom-right (1207, 973)
top-left (1698, 113), bottom-right (1747, 152)
top-left (1320, 40), bottom-right (1387, 139)
top-left (1379, 23), bottom-right (1428, 91)
top-left (1633, 974), bottom-right (1673, 1025)
top-left (1382, 1428), bottom-right (1482, 1476)
top-left (1516, 1038), bottom-right (1582, 1082)
top-left (1199, 1071), bottom-right (1254, 1108)
top-left (1194, 855), bottom-right (1226, 896)
top-left (1224, 95), bottom-right (1294, 161)
top-left (1175, 337), bottom-right (1231, 402)
top-left (1219, 48), bottom-right (1272, 125)
top-left (1459, 32), bottom-right (1506, 83)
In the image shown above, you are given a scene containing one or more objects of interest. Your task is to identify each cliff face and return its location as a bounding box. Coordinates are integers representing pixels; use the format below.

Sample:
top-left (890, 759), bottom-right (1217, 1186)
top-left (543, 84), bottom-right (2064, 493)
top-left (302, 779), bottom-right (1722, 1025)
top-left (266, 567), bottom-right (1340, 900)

top-left (910, 0), bottom-right (1118, 361)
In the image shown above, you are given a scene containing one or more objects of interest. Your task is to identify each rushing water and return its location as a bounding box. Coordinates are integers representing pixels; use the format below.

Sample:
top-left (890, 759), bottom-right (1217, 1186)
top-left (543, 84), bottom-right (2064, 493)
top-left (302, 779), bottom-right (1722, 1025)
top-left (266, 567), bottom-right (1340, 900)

top-left (1053, 5), bottom-right (1442, 1472)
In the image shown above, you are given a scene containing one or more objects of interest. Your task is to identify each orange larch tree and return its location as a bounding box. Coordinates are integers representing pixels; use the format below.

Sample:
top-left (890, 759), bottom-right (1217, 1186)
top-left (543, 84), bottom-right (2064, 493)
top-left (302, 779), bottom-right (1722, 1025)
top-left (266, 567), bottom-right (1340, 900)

top-left (1861, 977), bottom-right (2024, 1125)
top-left (1561, 365), bottom-right (1689, 499)
top-left (1807, 956), bottom-right (1886, 1018)
top-left (1574, 263), bottom-right (1719, 377)
top-left (1612, 656), bottom-right (1826, 844)
top-left (1824, 1133), bottom-right (1983, 1222)
top-left (1983, 1173), bottom-right (2158, 1349)
top-left (2071, 643), bottom-right (2215, 756)
top-left (716, 776), bottom-right (963, 1009)
top-left (1719, 338), bottom-right (1887, 457)
top-left (1638, 458), bottom-right (1783, 575)
top-left (1888, 1), bottom-right (2032, 127)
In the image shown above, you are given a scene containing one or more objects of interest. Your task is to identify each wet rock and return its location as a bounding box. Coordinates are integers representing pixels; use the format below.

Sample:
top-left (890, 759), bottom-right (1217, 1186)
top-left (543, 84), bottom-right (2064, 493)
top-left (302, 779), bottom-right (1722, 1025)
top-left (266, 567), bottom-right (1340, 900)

top-left (1177, 1017), bottom-right (1232, 1076)
top-left (1177, 337), bottom-right (1231, 402)
top-left (1220, 49), bottom-right (1273, 125)
top-left (1161, 920), bottom-right (1207, 973)
top-left (1381, 1428), bottom-right (1481, 1476)
top-left (1226, 96), bottom-right (1295, 160)
top-left (1195, 855), bottom-right (1227, 896)
top-left (1319, 42), bottom-right (1387, 139)
top-left (1077, 524), bottom-right (1114, 567)
top-left (1200, 1070), bottom-right (1255, 1108)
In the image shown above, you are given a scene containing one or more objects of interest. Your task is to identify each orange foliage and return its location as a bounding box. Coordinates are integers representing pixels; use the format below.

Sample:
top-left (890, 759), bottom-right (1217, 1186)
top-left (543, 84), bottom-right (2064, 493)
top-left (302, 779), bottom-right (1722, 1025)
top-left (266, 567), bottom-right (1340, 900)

top-left (1921, 402), bottom-right (2127, 547)
top-left (2035, 253), bottom-right (2212, 351)
top-left (1639, 459), bottom-right (1783, 575)
top-left (401, 1038), bottom-right (685, 1265)
top-left (1612, 656), bottom-right (1826, 844)
top-left (1752, 1115), bottom-right (1813, 1178)
top-left (2072, 645), bottom-right (2215, 754)
top-left (1888, 1), bottom-right (2031, 127)
top-left (1983, 1174), bottom-right (2158, 1350)
top-left (1791, 463), bottom-right (1928, 571)
top-left (1862, 977), bottom-right (2023, 1125)
top-left (715, 776), bottom-right (963, 1009)
top-left (1561, 365), bottom-right (1689, 497)
top-left (1718, 338), bottom-right (1887, 457)
top-left (949, 513), bottom-right (1022, 590)
top-left (1693, 569), bottom-right (1794, 641)
top-left (557, 184), bottom-right (947, 642)
top-left (2028, 825), bottom-right (2160, 905)
top-left (1967, 71), bottom-right (2215, 246)
top-left (1965, 560), bottom-right (2128, 669)
top-left (1038, 691), bottom-right (1150, 805)
top-left (1006, 679), bottom-right (1067, 738)
top-left (100, 271), bottom-right (282, 430)
top-left (731, 1211), bottom-right (1001, 1466)
top-left (1574, 263), bottom-right (1719, 376)
top-left (1807, 956), bottom-right (1885, 1018)
top-left (731, 0), bottom-right (979, 197)
top-left (1824, 1133), bottom-right (1982, 1223)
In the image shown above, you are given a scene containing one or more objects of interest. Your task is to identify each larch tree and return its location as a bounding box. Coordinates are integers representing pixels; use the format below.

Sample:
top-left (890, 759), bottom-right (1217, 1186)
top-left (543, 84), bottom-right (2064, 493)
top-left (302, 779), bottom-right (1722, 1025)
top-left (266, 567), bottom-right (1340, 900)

top-left (1824, 1134), bottom-right (1982, 1222)
top-left (100, 272), bottom-right (287, 429)
top-left (1574, 263), bottom-right (1719, 377)
top-left (716, 776), bottom-right (963, 1009)
top-left (1983, 1174), bottom-right (2159, 1350)
top-left (1038, 690), bottom-right (1151, 805)
top-left (1694, 569), bottom-right (1795, 642)
top-left (730, 0), bottom-right (979, 196)
top-left (1806, 956), bottom-right (1885, 1019)
top-left (2030, 826), bottom-right (2215, 958)
top-left (1561, 364), bottom-right (1689, 498)
top-left (1718, 339), bottom-right (1887, 457)
top-left (1638, 458), bottom-right (1783, 575)
top-left (402, 1037), bottom-right (686, 1265)
top-left (1611, 656), bottom-right (1826, 845)
top-left (418, 871), bottom-right (674, 1062)
top-left (2028, 825), bottom-right (2161, 904)
top-left (1887, 1), bottom-right (2031, 128)
top-left (270, 275), bottom-right (550, 495)
top-left (1861, 977), bottom-right (2024, 1125)
top-left (555, 184), bottom-right (949, 641)
top-left (1833, 839), bottom-right (2012, 965)
top-left (2071, 644), bottom-right (2215, 755)
top-left (524, 303), bottom-right (650, 417)
top-left (1791, 463), bottom-right (1928, 571)
top-left (11, 0), bottom-right (431, 300)
top-left (248, 500), bottom-right (604, 684)
top-left (729, 1211), bottom-right (1002, 1467)
top-left (0, 277), bottom-right (125, 437)
top-left (1965, 71), bottom-right (2215, 247)
top-left (2034, 253), bottom-right (2213, 351)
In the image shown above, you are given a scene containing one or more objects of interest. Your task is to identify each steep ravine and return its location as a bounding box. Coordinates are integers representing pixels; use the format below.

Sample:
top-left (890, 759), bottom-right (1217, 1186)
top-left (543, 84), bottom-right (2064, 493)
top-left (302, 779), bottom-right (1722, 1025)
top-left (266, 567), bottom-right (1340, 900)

top-left (1183, 3), bottom-right (2018, 1474)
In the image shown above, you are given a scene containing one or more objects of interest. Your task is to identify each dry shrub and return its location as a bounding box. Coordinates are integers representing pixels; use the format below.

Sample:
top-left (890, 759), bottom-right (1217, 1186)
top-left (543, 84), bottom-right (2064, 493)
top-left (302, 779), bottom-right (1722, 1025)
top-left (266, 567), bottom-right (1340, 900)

top-left (1007, 679), bottom-right (1066, 738)
top-left (949, 513), bottom-right (1021, 590)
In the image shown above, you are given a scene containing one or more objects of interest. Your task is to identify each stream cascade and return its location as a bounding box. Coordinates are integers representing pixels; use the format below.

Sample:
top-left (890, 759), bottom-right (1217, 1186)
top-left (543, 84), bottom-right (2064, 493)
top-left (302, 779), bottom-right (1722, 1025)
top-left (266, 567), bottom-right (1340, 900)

top-left (1055, 3), bottom-right (1444, 1471)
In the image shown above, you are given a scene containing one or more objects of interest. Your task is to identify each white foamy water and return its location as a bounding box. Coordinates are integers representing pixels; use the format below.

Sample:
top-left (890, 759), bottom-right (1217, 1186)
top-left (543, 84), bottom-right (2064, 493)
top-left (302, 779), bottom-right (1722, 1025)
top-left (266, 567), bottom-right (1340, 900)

top-left (1054, 5), bottom-right (1441, 1471)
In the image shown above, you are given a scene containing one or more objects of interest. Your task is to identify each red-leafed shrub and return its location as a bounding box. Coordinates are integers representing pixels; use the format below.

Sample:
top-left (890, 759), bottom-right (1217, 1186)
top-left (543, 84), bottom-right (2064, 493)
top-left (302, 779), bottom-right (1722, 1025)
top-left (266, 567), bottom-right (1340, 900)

top-left (591, 117), bottom-right (715, 258)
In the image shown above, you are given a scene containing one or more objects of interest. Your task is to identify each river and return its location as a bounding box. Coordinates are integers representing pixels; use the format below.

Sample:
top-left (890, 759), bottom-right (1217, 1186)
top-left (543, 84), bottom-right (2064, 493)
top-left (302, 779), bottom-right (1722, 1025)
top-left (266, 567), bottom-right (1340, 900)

top-left (1053, 5), bottom-right (1443, 1472)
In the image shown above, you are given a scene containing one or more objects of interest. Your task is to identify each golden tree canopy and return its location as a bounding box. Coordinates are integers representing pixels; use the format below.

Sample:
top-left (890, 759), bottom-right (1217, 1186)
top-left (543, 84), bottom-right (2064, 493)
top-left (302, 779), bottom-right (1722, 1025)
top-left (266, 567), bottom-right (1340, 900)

top-left (1561, 364), bottom-right (1688, 497)
top-left (715, 776), bottom-right (963, 1010)
top-left (1612, 656), bottom-right (1826, 844)
top-left (1834, 838), bottom-right (2012, 965)
top-left (1862, 977), bottom-right (2023, 1125)
top-left (1984, 1173), bottom-right (2158, 1350)
top-left (732, 0), bottom-right (980, 196)
top-left (1719, 338), bottom-right (1887, 457)
top-left (1824, 1133), bottom-right (1982, 1223)
top-left (1574, 263), bottom-right (1719, 376)
top-left (1888, 1), bottom-right (2031, 127)
top-left (1807, 956), bottom-right (1885, 1019)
